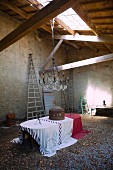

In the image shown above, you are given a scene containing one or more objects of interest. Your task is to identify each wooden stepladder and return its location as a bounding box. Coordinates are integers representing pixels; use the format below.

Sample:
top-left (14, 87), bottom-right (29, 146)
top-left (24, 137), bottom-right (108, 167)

top-left (27, 54), bottom-right (45, 120)
top-left (67, 69), bottom-right (74, 113)
top-left (61, 90), bottom-right (68, 112)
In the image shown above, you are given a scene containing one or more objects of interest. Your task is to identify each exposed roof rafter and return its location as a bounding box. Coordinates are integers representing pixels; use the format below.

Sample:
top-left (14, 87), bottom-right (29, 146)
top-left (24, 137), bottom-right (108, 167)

top-left (0, 0), bottom-right (77, 52)
top-left (55, 17), bottom-right (75, 35)
top-left (53, 34), bottom-right (113, 43)
top-left (0, 0), bottom-right (29, 19)
top-left (57, 53), bottom-right (113, 71)
top-left (72, 5), bottom-right (99, 36)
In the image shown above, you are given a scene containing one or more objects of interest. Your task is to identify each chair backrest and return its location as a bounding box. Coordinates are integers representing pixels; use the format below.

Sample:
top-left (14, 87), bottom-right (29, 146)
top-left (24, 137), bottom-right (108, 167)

top-left (80, 97), bottom-right (89, 115)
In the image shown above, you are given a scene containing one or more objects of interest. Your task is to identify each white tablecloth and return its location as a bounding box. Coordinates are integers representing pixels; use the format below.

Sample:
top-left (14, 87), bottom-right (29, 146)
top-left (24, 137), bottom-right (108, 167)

top-left (20, 116), bottom-right (77, 156)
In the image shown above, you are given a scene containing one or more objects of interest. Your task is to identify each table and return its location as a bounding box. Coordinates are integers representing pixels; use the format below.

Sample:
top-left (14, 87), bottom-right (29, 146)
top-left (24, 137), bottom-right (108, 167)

top-left (96, 106), bottom-right (113, 117)
top-left (89, 105), bottom-right (113, 116)
top-left (20, 116), bottom-right (73, 156)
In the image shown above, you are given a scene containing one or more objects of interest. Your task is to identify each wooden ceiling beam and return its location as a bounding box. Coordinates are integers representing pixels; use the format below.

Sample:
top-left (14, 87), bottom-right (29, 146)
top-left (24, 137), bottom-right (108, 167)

top-left (55, 17), bottom-right (75, 35)
top-left (1, 0), bottom-right (52, 35)
top-left (57, 53), bottom-right (113, 71)
top-left (0, 0), bottom-right (76, 52)
top-left (54, 18), bottom-right (81, 49)
top-left (27, 1), bottom-right (81, 51)
top-left (0, 0), bottom-right (29, 19)
top-left (74, 32), bottom-right (98, 51)
top-left (53, 34), bottom-right (113, 43)
top-left (0, 1), bottom-right (80, 52)
top-left (72, 6), bottom-right (99, 36)
top-left (26, 0), bottom-right (43, 10)
top-left (35, 1), bottom-right (81, 50)
top-left (41, 25), bottom-right (52, 33)
top-left (40, 32), bottom-right (81, 49)
top-left (55, 17), bottom-right (96, 51)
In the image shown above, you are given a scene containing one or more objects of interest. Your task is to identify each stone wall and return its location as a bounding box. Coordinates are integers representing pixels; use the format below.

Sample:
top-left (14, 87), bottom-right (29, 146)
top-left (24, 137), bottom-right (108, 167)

top-left (1, 13), bottom-right (112, 120)
top-left (66, 46), bottom-right (113, 113)
top-left (0, 14), bottom-right (66, 121)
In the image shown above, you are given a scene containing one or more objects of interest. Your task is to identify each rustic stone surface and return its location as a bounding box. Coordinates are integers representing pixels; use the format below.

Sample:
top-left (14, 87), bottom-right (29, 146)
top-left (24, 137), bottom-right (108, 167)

top-left (0, 15), bottom-right (66, 122)
top-left (0, 115), bottom-right (113, 170)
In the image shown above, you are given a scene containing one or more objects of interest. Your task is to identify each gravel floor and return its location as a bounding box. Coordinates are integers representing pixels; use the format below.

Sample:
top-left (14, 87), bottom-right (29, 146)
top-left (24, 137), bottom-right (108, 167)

top-left (0, 115), bottom-right (113, 170)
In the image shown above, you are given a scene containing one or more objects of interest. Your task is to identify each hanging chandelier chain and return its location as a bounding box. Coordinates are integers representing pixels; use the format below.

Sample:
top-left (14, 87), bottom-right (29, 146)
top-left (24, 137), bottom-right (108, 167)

top-left (39, 18), bottom-right (69, 91)
top-left (50, 18), bottom-right (60, 80)
top-left (50, 18), bottom-right (55, 58)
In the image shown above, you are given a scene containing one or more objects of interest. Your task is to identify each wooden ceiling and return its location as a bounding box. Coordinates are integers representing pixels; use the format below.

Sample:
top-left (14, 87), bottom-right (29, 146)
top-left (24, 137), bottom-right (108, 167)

top-left (0, 0), bottom-right (113, 53)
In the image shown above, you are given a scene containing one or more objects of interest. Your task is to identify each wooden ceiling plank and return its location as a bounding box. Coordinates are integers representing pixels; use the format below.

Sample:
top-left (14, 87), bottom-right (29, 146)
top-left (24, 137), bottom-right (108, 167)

top-left (0, 0), bottom-right (76, 52)
top-left (41, 25), bottom-right (52, 33)
top-left (0, 0), bottom-right (28, 19)
top-left (57, 53), bottom-right (113, 71)
top-left (0, 1), bottom-right (80, 52)
top-left (91, 16), bottom-right (113, 20)
top-left (72, 6), bottom-right (99, 36)
top-left (95, 22), bottom-right (113, 25)
top-left (54, 34), bottom-right (113, 43)
top-left (55, 17), bottom-right (75, 35)
top-left (35, 0), bottom-right (81, 51)
top-left (80, 0), bottom-right (105, 5)
top-left (85, 7), bottom-right (113, 14)
top-left (40, 32), bottom-right (81, 50)
top-left (54, 18), bottom-right (81, 50)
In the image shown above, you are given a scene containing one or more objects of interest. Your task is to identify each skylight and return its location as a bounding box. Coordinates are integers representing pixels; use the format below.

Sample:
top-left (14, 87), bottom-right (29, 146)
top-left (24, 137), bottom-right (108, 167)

top-left (57, 8), bottom-right (90, 30)
top-left (37, 1), bottom-right (90, 30)
top-left (37, 0), bottom-right (52, 6)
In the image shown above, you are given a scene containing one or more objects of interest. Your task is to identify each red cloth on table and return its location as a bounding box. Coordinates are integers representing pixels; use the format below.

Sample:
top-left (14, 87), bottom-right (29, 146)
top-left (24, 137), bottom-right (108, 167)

top-left (65, 113), bottom-right (91, 140)
top-left (65, 113), bottom-right (82, 137)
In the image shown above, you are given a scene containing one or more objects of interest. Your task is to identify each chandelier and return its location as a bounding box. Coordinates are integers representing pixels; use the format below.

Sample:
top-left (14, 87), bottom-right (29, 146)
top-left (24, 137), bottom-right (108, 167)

top-left (39, 19), bottom-right (69, 91)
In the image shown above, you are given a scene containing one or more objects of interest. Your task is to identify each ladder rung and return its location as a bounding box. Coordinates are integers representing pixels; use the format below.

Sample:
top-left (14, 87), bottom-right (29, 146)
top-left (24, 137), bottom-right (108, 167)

top-left (28, 102), bottom-right (35, 104)
top-left (28, 110), bottom-right (44, 114)
top-left (28, 87), bottom-right (39, 89)
top-left (29, 92), bottom-right (39, 94)
top-left (28, 97), bottom-right (41, 99)
top-left (28, 101), bottom-right (42, 103)
top-left (27, 56), bottom-right (45, 120)
top-left (28, 116), bottom-right (37, 119)
top-left (28, 106), bottom-right (43, 109)
top-left (36, 110), bottom-right (44, 112)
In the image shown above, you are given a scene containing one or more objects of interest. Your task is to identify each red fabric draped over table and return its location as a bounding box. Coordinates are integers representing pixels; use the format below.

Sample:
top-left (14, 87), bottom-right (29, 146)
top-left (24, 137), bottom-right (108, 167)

top-left (65, 113), bottom-right (90, 140)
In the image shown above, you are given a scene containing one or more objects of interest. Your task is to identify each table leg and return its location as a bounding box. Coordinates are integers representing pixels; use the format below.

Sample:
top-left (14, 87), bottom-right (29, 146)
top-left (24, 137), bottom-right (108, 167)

top-left (22, 130), bottom-right (33, 148)
top-left (22, 130), bottom-right (25, 145)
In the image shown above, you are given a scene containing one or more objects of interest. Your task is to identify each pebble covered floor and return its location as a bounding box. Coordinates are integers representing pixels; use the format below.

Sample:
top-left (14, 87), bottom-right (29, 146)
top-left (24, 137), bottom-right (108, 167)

top-left (0, 115), bottom-right (113, 170)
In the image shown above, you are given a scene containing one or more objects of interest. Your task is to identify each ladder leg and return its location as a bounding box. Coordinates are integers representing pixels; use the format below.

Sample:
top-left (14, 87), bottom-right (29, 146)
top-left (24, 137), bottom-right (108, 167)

top-left (27, 54), bottom-right (45, 120)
